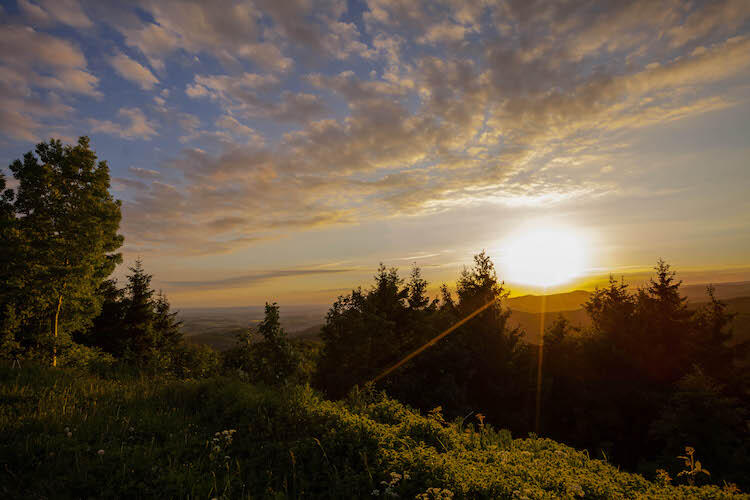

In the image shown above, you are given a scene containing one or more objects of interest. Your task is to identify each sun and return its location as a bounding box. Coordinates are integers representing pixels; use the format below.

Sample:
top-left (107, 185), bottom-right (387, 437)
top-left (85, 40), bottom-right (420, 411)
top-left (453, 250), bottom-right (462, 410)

top-left (499, 225), bottom-right (588, 288)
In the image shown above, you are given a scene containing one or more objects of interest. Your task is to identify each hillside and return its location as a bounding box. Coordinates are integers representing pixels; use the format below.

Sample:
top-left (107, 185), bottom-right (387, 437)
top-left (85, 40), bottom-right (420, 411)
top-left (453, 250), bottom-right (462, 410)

top-left (507, 308), bottom-right (591, 344)
top-left (180, 305), bottom-right (326, 350)
top-left (181, 286), bottom-right (750, 350)
top-left (505, 285), bottom-right (750, 344)
top-left (506, 290), bottom-right (592, 313)
top-left (1, 364), bottom-right (743, 499)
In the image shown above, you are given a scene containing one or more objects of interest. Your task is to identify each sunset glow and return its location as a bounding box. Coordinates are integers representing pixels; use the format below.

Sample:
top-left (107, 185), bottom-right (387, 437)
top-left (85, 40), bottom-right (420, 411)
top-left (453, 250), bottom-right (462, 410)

top-left (0, 0), bottom-right (748, 306)
top-left (500, 226), bottom-right (588, 288)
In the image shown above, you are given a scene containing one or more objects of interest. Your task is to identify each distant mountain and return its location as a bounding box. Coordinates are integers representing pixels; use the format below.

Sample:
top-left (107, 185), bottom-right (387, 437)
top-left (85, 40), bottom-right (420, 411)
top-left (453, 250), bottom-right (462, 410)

top-left (506, 290), bottom-right (591, 314)
top-left (179, 304), bottom-right (327, 350)
top-left (508, 285), bottom-right (750, 345)
top-left (507, 281), bottom-right (750, 314)
top-left (681, 281), bottom-right (750, 302)
top-left (180, 282), bottom-right (750, 351)
top-left (689, 295), bottom-right (750, 345)
top-left (507, 308), bottom-right (591, 344)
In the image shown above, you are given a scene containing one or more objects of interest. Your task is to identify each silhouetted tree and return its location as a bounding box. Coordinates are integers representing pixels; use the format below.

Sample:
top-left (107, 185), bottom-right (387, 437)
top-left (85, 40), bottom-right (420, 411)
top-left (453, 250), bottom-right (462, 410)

top-left (84, 260), bottom-right (183, 369)
top-left (224, 303), bottom-right (300, 385)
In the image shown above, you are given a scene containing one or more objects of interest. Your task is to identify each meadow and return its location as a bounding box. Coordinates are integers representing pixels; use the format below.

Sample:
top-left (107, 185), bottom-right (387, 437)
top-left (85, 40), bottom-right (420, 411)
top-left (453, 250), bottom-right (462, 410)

top-left (1, 364), bottom-right (745, 499)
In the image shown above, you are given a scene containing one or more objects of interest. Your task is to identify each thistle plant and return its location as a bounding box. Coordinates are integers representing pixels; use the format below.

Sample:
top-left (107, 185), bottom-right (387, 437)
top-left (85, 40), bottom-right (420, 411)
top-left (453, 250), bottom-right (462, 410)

top-left (677, 446), bottom-right (710, 485)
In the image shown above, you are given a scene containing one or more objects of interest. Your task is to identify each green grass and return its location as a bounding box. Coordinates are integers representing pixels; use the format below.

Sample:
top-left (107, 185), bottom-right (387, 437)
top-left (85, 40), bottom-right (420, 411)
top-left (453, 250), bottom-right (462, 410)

top-left (0, 364), bottom-right (745, 499)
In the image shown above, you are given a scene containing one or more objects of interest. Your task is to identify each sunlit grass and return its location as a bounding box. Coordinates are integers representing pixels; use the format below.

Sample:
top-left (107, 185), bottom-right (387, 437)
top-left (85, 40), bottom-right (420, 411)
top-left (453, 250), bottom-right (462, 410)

top-left (0, 364), bottom-right (743, 499)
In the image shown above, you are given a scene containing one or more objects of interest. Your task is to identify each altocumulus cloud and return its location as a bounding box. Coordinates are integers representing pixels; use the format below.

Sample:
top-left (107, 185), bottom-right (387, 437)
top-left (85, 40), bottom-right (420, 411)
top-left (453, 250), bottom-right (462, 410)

top-left (2, 0), bottom-right (750, 258)
top-left (164, 268), bottom-right (355, 290)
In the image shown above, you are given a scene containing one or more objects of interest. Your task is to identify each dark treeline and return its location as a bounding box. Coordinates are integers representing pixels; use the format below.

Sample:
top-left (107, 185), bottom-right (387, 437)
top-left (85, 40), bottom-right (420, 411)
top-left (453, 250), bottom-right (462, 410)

top-left (1, 138), bottom-right (748, 489)
top-left (313, 255), bottom-right (750, 488)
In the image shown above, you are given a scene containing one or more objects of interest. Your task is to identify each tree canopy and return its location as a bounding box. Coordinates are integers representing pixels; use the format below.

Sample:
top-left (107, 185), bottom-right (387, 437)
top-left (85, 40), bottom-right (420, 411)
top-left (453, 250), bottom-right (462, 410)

top-left (0, 137), bottom-right (123, 365)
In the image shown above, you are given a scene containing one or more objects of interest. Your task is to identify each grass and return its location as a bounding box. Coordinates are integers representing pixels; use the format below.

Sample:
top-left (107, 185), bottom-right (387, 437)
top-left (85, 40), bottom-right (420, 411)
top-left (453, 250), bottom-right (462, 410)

top-left (0, 364), bottom-right (745, 499)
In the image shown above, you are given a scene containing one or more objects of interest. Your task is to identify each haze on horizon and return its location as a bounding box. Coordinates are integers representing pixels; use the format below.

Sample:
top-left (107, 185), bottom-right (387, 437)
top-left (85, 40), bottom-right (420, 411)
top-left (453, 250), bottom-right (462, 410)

top-left (1, 0), bottom-right (749, 307)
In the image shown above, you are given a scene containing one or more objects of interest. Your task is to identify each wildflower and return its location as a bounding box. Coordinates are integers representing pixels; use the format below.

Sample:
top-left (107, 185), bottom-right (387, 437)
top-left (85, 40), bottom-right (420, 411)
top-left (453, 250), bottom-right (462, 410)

top-left (569, 483), bottom-right (584, 497)
top-left (97, 449), bottom-right (105, 456)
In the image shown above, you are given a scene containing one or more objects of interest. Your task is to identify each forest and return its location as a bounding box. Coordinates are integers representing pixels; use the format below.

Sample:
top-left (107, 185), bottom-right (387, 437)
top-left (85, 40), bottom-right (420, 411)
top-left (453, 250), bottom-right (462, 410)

top-left (1, 138), bottom-right (748, 498)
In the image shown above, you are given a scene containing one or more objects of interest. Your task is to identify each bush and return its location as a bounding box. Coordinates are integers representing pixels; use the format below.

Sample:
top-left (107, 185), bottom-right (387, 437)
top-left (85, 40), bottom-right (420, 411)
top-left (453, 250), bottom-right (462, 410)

top-left (0, 364), bottom-right (745, 499)
top-left (59, 342), bottom-right (116, 371)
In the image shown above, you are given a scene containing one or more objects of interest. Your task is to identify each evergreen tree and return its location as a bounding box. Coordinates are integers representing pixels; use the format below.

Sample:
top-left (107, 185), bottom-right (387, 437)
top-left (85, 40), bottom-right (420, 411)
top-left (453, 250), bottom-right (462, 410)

top-left (85, 260), bottom-right (183, 367)
top-left (83, 279), bottom-right (126, 356)
top-left (123, 259), bottom-right (157, 362)
top-left (252, 302), bottom-right (299, 384)
top-left (225, 303), bottom-right (300, 385)
top-left (316, 264), bottom-right (429, 397)
top-left (154, 291), bottom-right (183, 351)
top-left (449, 251), bottom-right (523, 423)
top-left (635, 259), bottom-right (694, 384)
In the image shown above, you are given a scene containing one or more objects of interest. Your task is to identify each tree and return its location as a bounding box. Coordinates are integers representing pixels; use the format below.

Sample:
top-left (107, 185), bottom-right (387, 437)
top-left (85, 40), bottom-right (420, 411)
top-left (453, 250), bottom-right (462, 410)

top-left (0, 138), bottom-right (123, 365)
top-left (122, 259), bottom-right (158, 361)
top-left (225, 303), bottom-right (300, 385)
top-left (635, 259), bottom-right (694, 384)
top-left (447, 251), bottom-right (524, 424)
top-left (83, 260), bottom-right (183, 369)
top-left (315, 264), bottom-right (437, 397)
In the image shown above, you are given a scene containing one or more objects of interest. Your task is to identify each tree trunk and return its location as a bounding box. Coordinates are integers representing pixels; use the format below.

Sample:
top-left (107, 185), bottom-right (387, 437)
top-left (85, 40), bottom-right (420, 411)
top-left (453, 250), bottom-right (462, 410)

top-left (53, 295), bottom-right (62, 367)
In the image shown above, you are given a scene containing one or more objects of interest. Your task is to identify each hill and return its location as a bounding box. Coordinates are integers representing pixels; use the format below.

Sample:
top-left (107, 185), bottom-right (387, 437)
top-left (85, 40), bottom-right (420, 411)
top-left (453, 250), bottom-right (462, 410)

top-left (506, 284), bottom-right (750, 343)
top-left (507, 308), bottom-right (591, 344)
top-left (179, 283), bottom-right (750, 350)
top-left (506, 290), bottom-right (592, 313)
top-left (180, 304), bottom-right (326, 350)
top-left (1, 364), bottom-right (743, 498)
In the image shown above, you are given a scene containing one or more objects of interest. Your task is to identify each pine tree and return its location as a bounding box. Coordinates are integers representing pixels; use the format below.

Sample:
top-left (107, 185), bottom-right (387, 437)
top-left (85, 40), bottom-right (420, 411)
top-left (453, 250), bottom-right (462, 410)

top-left (122, 259), bottom-right (157, 362)
top-left (251, 303), bottom-right (300, 385)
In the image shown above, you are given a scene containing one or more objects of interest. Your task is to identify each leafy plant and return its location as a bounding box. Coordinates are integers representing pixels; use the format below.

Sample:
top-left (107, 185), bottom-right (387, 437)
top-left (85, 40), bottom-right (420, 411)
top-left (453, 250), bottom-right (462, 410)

top-left (677, 446), bottom-right (711, 485)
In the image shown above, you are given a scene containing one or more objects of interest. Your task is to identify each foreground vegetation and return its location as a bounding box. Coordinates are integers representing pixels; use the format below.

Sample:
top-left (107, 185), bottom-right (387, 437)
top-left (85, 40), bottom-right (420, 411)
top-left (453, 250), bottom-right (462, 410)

top-left (1, 364), bottom-right (745, 499)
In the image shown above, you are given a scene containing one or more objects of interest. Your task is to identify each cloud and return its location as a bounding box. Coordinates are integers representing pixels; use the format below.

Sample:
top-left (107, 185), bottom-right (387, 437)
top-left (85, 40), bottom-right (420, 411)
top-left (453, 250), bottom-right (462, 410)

top-left (109, 52), bottom-right (159, 90)
top-left (19, 0), bottom-right (93, 28)
top-left (115, 0), bottom-right (295, 72)
top-left (187, 73), bottom-right (328, 123)
top-left (0, 25), bottom-right (99, 96)
top-left (0, 23), bottom-right (98, 141)
top-left (186, 73), bottom-right (280, 100)
top-left (90, 108), bottom-right (158, 140)
top-left (128, 166), bottom-right (161, 179)
top-left (215, 115), bottom-right (264, 143)
top-left (4, 0), bottom-right (750, 261)
top-left (164, 268), bottom-right (354, 289)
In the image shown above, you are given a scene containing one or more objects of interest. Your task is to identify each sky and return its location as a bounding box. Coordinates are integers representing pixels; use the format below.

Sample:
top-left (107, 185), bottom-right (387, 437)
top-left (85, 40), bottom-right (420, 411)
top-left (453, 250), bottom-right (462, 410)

top-left (1, 0), bottom-right (749, 307)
